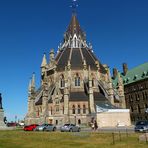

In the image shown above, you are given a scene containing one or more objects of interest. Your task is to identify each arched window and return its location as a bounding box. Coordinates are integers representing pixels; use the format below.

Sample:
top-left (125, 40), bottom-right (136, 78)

top-left (56, 120), bottom-right (58, 125)
top-left (78, 105), bottom-right (81, 114)
top-left (78, 119), bottom-right (81, 125)
top-left (75, 74), bottom-right (80, 86)
top-left (60, 75), bottom-right (65, 88)
top-left (56, 107), bottom-right (59, 112)
top-left (83, 105), bottom-right (86, 114)
top-left (72, 105), bottom-right (75, 114)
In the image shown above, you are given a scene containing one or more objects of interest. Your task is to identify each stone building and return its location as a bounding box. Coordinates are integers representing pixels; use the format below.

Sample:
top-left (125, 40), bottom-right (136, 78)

top-left (25, 14), bottom-right (127, 126)
top-left (113, 62), bottom-right (148, 123)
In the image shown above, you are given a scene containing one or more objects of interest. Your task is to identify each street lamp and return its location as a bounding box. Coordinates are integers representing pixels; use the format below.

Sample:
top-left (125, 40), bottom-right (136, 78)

top-left (74, 115), bottom-right (76, 125)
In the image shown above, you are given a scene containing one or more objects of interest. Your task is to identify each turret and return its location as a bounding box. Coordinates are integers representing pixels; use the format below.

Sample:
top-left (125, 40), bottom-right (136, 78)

top-left (117, 72), bottom-right (126, 108)
top-left (41, 53), bottom-right (47, 84)
top-left (41, 79), bottom-right (48, 124)
top-left (67, 60), bottom-right (71, 71)
top-left (50, 49), bottom-right (55, 63)
top-left (28, 78), bottom-right (32, 95)
top-left (41, 53), bottom-right (47, 68)
top-left (64, 78), bottom-right (69, 114)
top-left (88, 66), bottom-right (95, 113)
top-left (31, 72), bottom-right (36, 93)
top-left (83, 59), bottom-right (87, 70)
top-left (27, 73), bottom-right (36, 119)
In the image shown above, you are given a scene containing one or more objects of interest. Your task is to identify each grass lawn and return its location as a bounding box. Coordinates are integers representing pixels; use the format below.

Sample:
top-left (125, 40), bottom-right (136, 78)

top-left (0, 130), bottom-right (147, 148)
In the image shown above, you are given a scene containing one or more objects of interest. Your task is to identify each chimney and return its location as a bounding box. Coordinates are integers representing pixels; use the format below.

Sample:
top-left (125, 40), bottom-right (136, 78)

top-left (113, 68), bottom-right (118, 79)
top-left (123, 63), bottom-right (128, 76)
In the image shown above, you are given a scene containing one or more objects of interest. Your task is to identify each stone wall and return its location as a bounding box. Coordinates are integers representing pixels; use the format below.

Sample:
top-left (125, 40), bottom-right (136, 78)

top-left (97, 110), bottom-right (131, 127)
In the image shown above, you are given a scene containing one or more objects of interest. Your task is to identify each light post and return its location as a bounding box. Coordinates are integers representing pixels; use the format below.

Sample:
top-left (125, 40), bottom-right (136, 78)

top-left (74, 115), bottom-right (76, 125)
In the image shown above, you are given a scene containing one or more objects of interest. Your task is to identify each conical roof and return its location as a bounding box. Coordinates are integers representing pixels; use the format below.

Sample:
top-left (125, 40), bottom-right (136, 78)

top-left (55, 15), bottom-right (106, 73)
top-left (65, 14), bottom-right (85, 39)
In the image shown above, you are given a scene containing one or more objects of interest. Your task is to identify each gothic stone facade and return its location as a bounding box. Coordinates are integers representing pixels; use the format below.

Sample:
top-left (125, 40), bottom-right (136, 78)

top-left (25, 15), bottom-right (125, 125)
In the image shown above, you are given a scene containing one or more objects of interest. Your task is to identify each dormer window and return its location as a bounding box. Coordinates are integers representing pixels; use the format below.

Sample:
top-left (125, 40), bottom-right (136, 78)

top-left (74, 37), bottom-right (77, 47)
top-left (75, 74), bottom-right (80, 86)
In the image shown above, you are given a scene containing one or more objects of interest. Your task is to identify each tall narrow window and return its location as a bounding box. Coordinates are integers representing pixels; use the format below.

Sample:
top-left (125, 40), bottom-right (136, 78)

top-left (78, 105), bottom-right (81, 114)
top-left (143, 92), bottom-right (145, 100)
top-left (56, 107), bottom-right (59, 112)
top-left (74, 37), bottom-right (77, 47)
top-left (83, 105), bottom-right (86, 114)
top-left (60, 75), bottom-right (65, 88)
top-left (75, 74), bottom-right (80, 86)
top-left (130, 106), bottom-right (134, 112)
top-left (138, 105), bottom-right (141, 113)
top-left (72, 105), bottom-right (75, 114)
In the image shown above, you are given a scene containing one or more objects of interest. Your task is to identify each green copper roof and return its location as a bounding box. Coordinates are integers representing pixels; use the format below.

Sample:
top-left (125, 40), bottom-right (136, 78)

top-left (113, 62), bottom-right (148, 87)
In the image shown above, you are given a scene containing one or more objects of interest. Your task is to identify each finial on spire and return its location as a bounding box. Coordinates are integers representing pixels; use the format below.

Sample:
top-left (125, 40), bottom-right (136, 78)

top-left (70, 0), bottom-right (78, 15)
top-left (41, 53), bottom-right (47, 67)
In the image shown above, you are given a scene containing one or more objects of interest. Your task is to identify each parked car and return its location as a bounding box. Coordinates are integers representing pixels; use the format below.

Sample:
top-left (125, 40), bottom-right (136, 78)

top-left (135, 120), bottom-right (148, 132)
top-left (7, 122), bottom-right (18, 127)
top-left (34, 124), bottom-right (56, 131)
top-left (60, 124), bottom-right (80, 132)
top-left (24, 124), bottom-right (39, 131)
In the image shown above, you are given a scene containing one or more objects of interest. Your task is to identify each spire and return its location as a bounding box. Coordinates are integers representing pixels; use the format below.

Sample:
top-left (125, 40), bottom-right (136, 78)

top-left (31, 72), bottom-right (35, 89)
top-left (66, 15), bottom-right (85, 38)
top-left (28, 78), bottom-right (32, 93)
top-left (41, 53), bottom-right (47, 67)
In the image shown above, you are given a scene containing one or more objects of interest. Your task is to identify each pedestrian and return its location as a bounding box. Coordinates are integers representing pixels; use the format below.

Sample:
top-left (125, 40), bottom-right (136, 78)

top-left (94, 120), bottom-right (98, 131)
top-left (91, 122), bottom-right (95, 130)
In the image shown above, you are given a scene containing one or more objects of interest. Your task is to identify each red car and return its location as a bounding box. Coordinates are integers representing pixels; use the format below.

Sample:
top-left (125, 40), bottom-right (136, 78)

top-left (24, 124), bottom-right (39, 131)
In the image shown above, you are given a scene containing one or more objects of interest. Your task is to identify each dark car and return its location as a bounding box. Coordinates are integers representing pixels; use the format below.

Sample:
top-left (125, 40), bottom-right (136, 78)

top-left (61, 124), bottom-right (80, 132)
top-left (135, 121), bottom-right (148, 132)
top-left (24, 124), bottom-right (39, 131)
top-left (7, 122), bottom-right (18, 127)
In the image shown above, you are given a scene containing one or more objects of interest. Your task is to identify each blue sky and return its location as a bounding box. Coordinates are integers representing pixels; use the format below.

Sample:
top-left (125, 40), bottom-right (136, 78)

top-left (0, 0), bottom-right (148, 122)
